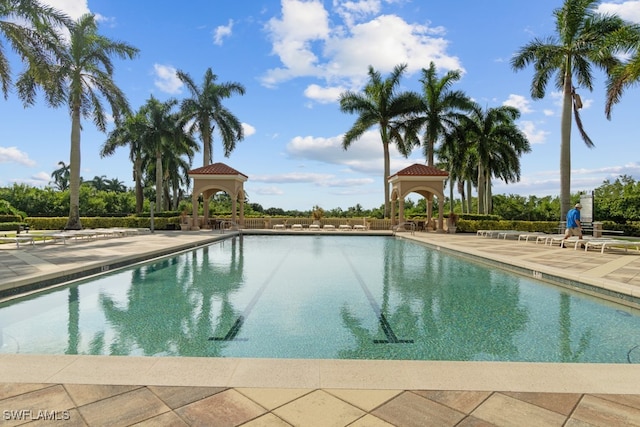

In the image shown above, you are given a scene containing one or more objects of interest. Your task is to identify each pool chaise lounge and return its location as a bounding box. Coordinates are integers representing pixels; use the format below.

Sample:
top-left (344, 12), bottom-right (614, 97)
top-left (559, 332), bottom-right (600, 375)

top-left (0, 236), bottom-right (35, 248)
top-left (583, 239), bottom-right (640, 254)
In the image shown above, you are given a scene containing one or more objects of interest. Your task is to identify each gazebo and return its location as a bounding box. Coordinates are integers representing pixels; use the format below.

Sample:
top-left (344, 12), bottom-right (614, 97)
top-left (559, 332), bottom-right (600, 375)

top-left (388, 164), bottom-right (449, 231)
top-left (187, 162), bottom-right (247, 230)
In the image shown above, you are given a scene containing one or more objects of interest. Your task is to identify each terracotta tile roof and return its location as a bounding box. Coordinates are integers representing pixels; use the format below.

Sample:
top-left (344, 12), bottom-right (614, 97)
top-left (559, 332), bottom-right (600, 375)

top-left (188, 162), bottom-right (248, 178)
top-left (391, 163), bottom-right (449, 177)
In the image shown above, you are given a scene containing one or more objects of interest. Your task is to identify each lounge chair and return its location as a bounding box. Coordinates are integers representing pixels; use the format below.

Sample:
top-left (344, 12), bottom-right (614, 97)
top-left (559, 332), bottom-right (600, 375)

top-left (584, 239), bottom-right (640, 254)
top-left (309, 224), bottom-right (321, 231)
top-left (291, 224), bottom-right (303, 230)
top-left (517, 232), bottom-right (545, 242)
top-left (338, 224), bottom-right (352, 231)
top-left (323, 224), bottom-right (336, 231)
top-left (0, 236), bottom-right (35, 248)
top-left (353, 224), bottom-right (368, 231)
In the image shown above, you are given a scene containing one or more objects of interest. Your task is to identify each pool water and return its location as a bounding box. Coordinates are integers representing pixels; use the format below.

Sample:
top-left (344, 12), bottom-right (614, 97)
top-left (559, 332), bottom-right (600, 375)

top-left (1, 235), bottom-right (640, 363)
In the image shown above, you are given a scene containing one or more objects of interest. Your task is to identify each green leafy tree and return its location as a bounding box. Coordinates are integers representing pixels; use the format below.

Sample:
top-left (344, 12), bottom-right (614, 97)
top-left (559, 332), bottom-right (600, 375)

top-left (605, 26), bottom-right (640, 117)
top-left (101, 111), bottom-right (148, 213)
top-left (459, 105), bottom-right (531, 214)
top-left (511, 0), bottom-right (638, 219)
top-left (50, 160), bottom-right (70, 190)
top-left (18, 14), bottom-right (139, 229)
top-left (339, 64), bottom-right (421, 217)
top-left (0, 0), bottom-right (70, 99)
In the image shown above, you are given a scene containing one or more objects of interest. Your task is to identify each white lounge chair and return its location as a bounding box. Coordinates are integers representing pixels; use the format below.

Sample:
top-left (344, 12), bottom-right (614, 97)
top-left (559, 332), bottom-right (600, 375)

top-left (323, 224), bottom-right (336, 231)
top-left (0, 236), bottom-right (35, 248)
top-left (338, 224), bottom-right (352, 231)
top-left (291, 224), bottom-right (303, 230)
top-left (584, 239), bottom-right (640, 254)
top-left (272, 224), bottom-right (285, 230)
top-left (309, 224), bottom-right (321, 231)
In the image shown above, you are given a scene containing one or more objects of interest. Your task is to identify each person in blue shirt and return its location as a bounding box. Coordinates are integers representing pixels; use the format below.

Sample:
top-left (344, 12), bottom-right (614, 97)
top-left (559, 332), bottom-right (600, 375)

top-left (562, 203), bottom-right (583, 246)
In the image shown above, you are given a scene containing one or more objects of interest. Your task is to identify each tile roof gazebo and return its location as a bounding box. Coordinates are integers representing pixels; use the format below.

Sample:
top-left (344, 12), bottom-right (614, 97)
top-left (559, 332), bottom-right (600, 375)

top-left (187, 163), bottom-right (247, 230)
top-left (388, 164), bottom-right (449, 231)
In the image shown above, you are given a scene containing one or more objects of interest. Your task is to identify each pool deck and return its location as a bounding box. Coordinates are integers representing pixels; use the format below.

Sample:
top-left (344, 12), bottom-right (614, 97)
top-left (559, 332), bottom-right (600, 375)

top-left (1, 230), bottom-right (640, 426)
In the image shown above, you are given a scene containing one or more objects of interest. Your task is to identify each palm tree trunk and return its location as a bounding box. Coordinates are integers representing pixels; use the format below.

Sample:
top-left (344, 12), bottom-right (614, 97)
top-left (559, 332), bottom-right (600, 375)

top-left (477, 163), bottom-right (485, 214)
top-left (155, 152), bottom-right (163, 211)
top-left (134, 158), bottom-right (143, 214)
top-left (382, 132), bottom-right (391, 219)
top-left (560, 68), bottom-right (573, 220)
top-left (486, 174), bottom-right (493, 214)
top-left (65, 106), bottom-right (82, 230)
top-left (466, 180), bottom-right (472, 214)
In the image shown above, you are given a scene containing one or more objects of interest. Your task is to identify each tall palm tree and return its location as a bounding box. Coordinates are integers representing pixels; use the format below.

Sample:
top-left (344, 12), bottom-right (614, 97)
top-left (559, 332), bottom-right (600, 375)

top-left (511, 0), bottom-right (636, 219)
top-left (101, 111), bottom-right (148, 213)
top-left (339, 64), bottom-right (421, 218)
top-left (403, 61), bottom-right (475, 219)
top-left (177, 67), bottom-right (245, 218)
top-left (0, 0), bottom-right (71, 100)
top-left (50, 160), bottom-right (70, 190)
top-left (18, 13), bottom-right (138, 229)
top-left (138, 96), bottom-right (179, 211)
top-left (177, 67), bottom-right (246, 164)
top-left (460, 105), bottom-right (530, 214)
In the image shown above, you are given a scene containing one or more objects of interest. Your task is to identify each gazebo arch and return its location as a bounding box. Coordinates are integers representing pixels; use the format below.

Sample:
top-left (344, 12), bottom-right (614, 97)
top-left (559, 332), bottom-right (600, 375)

top-left (388, 164), bottom-right (449, 231)
top-left (187, 163), bottom-right (247, 230)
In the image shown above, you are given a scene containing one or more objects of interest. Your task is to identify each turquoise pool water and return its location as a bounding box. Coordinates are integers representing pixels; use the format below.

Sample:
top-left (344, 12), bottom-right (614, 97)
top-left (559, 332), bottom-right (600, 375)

top-left (1, 235), bottom-right (639, 363)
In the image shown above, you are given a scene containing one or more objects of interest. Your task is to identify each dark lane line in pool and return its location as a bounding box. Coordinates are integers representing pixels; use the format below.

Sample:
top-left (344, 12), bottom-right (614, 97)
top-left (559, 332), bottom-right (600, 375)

top-left (209, 247), bottom-right (293, 342)
top-left (342, 250), bottom-right (413, 344)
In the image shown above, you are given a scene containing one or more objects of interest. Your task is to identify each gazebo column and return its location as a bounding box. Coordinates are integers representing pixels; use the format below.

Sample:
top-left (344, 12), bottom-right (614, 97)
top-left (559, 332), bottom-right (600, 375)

top-left (239, 196), bottom-right (245, 226)
top-left (390, 199), bottom-right (396, 226)
top-left (231, 198), bottom-right (237, 224)
top-left (437, 201), bottom-right (444, 233)
top-left (191, 193), bottom-right (199, 231)
top-left (398, 197), bottom-right (405, 224)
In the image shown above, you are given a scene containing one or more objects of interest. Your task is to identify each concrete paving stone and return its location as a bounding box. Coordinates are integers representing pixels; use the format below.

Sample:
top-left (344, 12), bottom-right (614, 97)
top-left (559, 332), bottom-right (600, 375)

top-left (569, 394), bottom-right (640, 426)
top-left (324, 388), bottom-right (403, 412)
top-left (371, 391), bottom-right (466, 427)
top-left (470, 392), bottom-right (567, 427)
top-left (129, 410), bottom-right (189, 427)
top-left (234, 388), bottom-right (313, 410)
top-left (501, 391), bottom-right (582, 416)
top-left (0, 383), bottom-right (52, 401)
top-left (147, 385), bottom-right (227, 409)
top-left (412, 390), bottom-right (492, 414)
top-left (174, 389), bottom-right (267, 426)
top-left (63, 384), bottom-right (142, 407)
top-left (272, 390), bottom-right (365, 427)
top-left (77, 387), bottom-right (170, 427)
top-left (348, 414), bottom-right (397, 426)
top-left (240, 413), bottom-right (294, 426)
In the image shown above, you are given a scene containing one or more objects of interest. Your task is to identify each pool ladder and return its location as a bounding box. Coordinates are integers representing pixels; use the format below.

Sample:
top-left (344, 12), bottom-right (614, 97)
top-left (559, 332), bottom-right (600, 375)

top-left (392, 221), bottom-right (416, 235)
top-left (218, 220), bottom-right (242, 234)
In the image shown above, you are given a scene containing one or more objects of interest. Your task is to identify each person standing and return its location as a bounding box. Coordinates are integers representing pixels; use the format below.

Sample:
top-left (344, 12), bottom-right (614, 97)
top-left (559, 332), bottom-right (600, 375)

top-left (562, 203), bottom-right (583, 247)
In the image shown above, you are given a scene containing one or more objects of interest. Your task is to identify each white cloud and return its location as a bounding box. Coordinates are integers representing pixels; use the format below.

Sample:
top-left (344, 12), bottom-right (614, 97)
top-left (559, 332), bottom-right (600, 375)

top-left (598, 1), bottom-right (640, 23)
top-left (518, 121), bottom-right (549, 144)
top-left (304, 84), bottom-right (346, 103)
top-left (262, 0), bottom-right (462, 96)
top-left (285, 130), bottom-right (423, 175)
top-left (41, 0), bottom-right (90, 20)
top-left (543, 109), bottom-right (554, 116)
top-left (242, 123), bottom-right (256, 137)
top-left (153, 64), bottom-right (182, 94)
top-left (213, 19), bottom-right (233, 45)
top-left (503, 94), bottom-right (533, 114)
top-left (252, 186), bottom-right (285, 195)
top-left (0, 147), bottom-right (36, 166)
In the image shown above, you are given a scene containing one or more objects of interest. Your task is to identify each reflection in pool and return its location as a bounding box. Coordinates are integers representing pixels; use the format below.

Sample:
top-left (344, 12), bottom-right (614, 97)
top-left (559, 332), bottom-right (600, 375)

top-left (1, 235), bottom-right (639, 363)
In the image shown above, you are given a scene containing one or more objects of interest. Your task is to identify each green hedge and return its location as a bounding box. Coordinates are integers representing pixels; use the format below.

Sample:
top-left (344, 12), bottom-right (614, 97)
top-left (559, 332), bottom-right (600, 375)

top-left (25, 216), bottom-right (181, 230)
top-left (0, 222), bottom-right (29, 232)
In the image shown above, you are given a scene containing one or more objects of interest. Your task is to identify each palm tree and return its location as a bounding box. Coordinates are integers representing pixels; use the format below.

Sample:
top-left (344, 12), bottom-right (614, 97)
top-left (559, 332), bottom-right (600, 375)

top-left (511, 0), bottom-right (637, 219)
top-left (605, 26), bottom-right (640, 118)
top-left (18, 14), bottom-right (138, 229)
top-left (177, 67), bottom-right (246, 164)
top-left (105, 178), bottom-right (126, 193)
top-left (177, 68), bottom-right (245, 219)
top-left (339, 64), bottom-right (421, 218)
top-left (101, 111), bottom-right (148, 213)
top-left (89, 175), bottom-right (107, 191)
top-left (50, 160), bottom-right (70, 190)
top-left (0, 0), bottom-right (71, 100)
top-left (403, 61), bottom-right (475, 220)
top-left (460, 105), bottom-right (531, 214)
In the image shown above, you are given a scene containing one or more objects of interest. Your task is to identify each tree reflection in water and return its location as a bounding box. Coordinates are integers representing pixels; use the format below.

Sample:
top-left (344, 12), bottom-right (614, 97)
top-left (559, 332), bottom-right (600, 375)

top-left (339, 239), bottom-right (530, 361)
top-left (97, 237), bottom-right (244, 356)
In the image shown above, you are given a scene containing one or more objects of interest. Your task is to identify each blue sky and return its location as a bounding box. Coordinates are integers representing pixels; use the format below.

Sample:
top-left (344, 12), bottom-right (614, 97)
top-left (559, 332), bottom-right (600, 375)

top-left (1, 0), bottom-right (639, 211)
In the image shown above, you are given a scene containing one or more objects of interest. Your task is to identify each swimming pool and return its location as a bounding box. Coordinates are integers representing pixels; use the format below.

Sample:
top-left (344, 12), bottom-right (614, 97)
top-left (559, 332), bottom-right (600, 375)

top-left (1, 235), bottom-right (639, 363)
